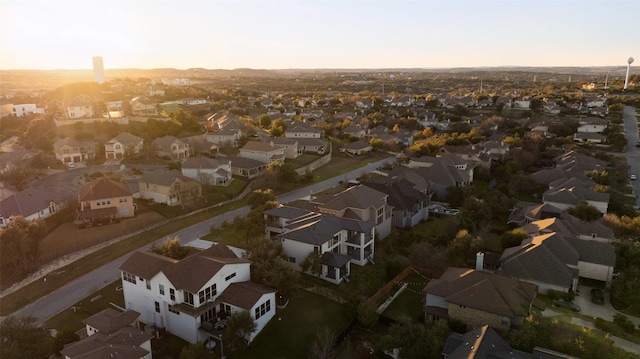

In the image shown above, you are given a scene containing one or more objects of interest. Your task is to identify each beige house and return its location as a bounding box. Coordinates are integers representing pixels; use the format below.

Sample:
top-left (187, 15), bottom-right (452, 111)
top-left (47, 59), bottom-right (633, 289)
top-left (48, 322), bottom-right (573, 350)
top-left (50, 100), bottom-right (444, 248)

top-left (130, 96), bottom-right (159, 116)
top-left (152, 136), bottom-right (192, 160)
top-left (138, 169), bottom-right (202, 206)
top-left (105, 132), bottom-right (144, 160)
top-left (239, 140), bottom-right (285, 164)
top-left (78, 178), bottom-right (135, 222)
top-left (53, 137), bottom-right (96, 164)
top-left (66, 95), bottom-right (94, 119)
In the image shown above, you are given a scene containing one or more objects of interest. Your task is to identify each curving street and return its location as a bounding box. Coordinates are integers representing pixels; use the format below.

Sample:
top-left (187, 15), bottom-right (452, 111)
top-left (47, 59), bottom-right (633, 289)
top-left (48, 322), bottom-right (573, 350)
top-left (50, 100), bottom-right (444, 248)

top-left (10, 157), bottom-right (395, 324)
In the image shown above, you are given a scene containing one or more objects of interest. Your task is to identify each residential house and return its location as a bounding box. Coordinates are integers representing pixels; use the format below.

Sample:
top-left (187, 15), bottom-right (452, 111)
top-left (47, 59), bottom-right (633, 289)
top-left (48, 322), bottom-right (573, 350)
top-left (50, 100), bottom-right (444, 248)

top-left (130, 97), bottom-right (159, 117)
top-left (362, 177), bottom-right (430, 229)
top-left (402, 152), bottom-right (474, 200)
top-left (181, 157), bottom-right (232, 186)
top-left (105, 132), bottom-right (144, 160)
top-left (423, 267), bottom-right (537, 330)
top-left (78, 178), bottom-right (135, 222)
top-left (226, 156), bottom-right (268, 179)
top-left (573, 132), bottom-right (606, 144)
top-left (0, 147), bottom-right (33, 174)
top-left (119, 244), bottom-right (276, 344)
top-left (441, 325), bottom-right (530, 359)
top-left (152, 136), bottom-right (192, 160)
top-left (310, 184), bottom-right (393, 239)
top-left (577, 117), bottom-right (608, 133)
top-left (270, 137), bottom-right (302, 159)
top-left (0, 187), bottom-right (67, 228)
top-left (60, 308), bottom-right (152, 359)
top-left (263, 205), bottom-right (314, 239)
top-left (274, 212), bottom-right (375, 284)
top-left (238, 141), bottom-right (285, 164)
top-left (513, 98), bottom-right (531, 109)
top-left (284, 121), bottom-right (325, 138)
top-left (340, 140), bottom-right (373, 156)
top-left (342, 124), bottom-right (367, 139)
top-left (66, 96), bottom-right (94, 119)
top-left (542, 177), bottom-right (609, 215)
top-left (296, 137), bottom-right (328, 154)
top-left (53, 137), bottom-right (96, 164)
top-left (3, 103), bottom-right (45, 117)
top-left (207, 113), bottom-right (247, 148)
top-left (517, 214), bottom-right (615, 243)
top-left (500, 232), bottom-right (616, 293)
top-left (138, 169), bottom-right (202, 206)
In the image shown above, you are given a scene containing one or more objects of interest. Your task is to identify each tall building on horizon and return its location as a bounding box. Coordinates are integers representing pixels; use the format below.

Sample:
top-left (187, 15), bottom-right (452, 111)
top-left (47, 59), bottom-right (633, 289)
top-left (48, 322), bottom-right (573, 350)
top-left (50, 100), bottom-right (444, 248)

top-left (92, 56), bottom-right (104, 84)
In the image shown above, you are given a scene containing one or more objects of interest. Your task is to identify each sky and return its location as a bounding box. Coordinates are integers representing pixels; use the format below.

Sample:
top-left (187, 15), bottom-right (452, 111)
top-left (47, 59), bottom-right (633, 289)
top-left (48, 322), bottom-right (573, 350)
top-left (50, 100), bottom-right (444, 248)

top-left (1, 0), bottom-right (639, 70)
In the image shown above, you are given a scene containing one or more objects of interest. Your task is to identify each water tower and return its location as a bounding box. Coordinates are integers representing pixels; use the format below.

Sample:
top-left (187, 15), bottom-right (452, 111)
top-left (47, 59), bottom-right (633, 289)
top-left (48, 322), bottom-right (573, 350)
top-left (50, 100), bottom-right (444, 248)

top-left (624, 57), bottom-right (634, 90)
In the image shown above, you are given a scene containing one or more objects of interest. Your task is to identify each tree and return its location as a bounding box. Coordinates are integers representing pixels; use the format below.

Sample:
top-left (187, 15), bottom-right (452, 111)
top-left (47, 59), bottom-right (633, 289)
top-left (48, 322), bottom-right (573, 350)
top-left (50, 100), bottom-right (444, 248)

top-left (0, 315), bottom-right (50, 359)
top-left (309, 327), bottom-right (336, 359)
top-left (52, 329), bottom-right (80, 356)
top-left (377, 317), bottom-right (450, 359)
top-left (246, 189), bottom-right (276, 210)
top-left (258, 114), bottom-right (271, 129)
top-left (223, 311), bottom-right (257, 352)
top-left (357, 301), bottom-right (379, 328)
top-left (179, 343), bottom-right (208, 359)
top-left (150, 236), bottom-right (190, 260)
top-left (408, 242), bottom-right (448, 271)
top-left (301, 251), bottom-right (322, 277)
top-left (567, 201), bottom-right (601, 222)
top-left (245, 238), bottom-right (299, 298)
top-left (0, 216), bottom-right (47, 275)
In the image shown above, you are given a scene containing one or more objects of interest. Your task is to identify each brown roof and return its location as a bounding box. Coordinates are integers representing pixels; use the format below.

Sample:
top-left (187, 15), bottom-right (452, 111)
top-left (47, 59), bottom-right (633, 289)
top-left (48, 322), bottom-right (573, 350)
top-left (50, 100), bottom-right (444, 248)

top-left (241, 140), bottom-right (284, 152)
top-left (61, 326), bottom-right (152, 359)
top-left (424, 267), bottom-right (537, 318)
top-left (78, 178), bottom-right (132, 201)
top-left (218, 282), bottom-right (275, 310)
top-left (119, 251), bottom-right (177, 280)
top-left (82, 308), bottom-right (140, 334)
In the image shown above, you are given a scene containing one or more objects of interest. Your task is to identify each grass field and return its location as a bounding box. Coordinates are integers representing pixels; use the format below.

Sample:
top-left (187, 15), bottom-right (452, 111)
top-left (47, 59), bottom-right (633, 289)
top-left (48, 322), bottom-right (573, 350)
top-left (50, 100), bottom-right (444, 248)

top-left (382, 274), bottom-right (430, 322)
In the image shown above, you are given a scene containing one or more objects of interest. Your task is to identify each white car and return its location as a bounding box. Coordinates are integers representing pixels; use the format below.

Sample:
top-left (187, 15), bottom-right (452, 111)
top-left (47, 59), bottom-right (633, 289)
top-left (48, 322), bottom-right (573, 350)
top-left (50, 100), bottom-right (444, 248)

top-left (66, 162), bottom-right (75, 168)
top-left (631, 174), bottom-right (637, 180)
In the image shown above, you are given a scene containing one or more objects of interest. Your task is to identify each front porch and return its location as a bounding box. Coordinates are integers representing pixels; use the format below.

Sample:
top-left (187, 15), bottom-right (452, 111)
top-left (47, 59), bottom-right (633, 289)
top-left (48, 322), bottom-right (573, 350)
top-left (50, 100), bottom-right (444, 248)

top-left (320, 252), bottom-right (351, 284)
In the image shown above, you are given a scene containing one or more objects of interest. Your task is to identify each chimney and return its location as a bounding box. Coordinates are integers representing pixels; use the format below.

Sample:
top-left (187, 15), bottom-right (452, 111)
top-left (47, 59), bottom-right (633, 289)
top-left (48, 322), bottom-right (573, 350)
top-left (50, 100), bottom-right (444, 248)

top-left (475, 252), bottom-right (485, 271)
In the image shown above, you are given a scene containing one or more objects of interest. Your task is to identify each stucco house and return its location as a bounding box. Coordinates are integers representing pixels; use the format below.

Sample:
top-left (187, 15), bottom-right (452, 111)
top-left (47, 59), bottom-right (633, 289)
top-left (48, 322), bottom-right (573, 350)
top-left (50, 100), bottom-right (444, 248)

top-left (138, 169), bottom-right (202, 206)
top-left (272, 211), bottom-right (376, 284)
top-left (181, 157), bottom-right (232, 186)
top-left (0, 187), bottom-right (67, 228)
top-left (227, 156), bottom-right (269, 179)
top-left (78, 178), bottom-right (135, 222)
top-left (66, 96), bottom-right (94, 119)
top-left (284, 121), bottom-right (325, 138)
top-left (130, 97), bottom-right (159, 117)
top-left (53, 137), bottom-right (96, 165)
top-left (423, 267), bottom-right (537, 330)
top-left (152, 136), bottom-right (192, 160)
top-left (105, 132), bottom-right (144, 160)
top-left (340, 140), bottom-right (373, 156)
top-left (119, 243), bottom-right (276, 345)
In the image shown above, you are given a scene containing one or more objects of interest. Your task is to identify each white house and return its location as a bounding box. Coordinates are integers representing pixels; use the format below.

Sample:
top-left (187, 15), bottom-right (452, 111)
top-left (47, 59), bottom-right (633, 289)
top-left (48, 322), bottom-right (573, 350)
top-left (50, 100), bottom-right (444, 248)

top-left (239, 140), bottom-right (285, 164)
top-left (181, 157), bottom-right (233, 186)
top-left (0, 188), bottom-right (67, 228)
top-left (119, 244), bottom-right (276, 345)
top-left (66, 96), bottom-right (94, 119)
top-left (105, 132), bottom-right (144, 160)
top-left (271, 210), bottom-right (376, 284)
top-left (4, 103), bottom-right (45, 117)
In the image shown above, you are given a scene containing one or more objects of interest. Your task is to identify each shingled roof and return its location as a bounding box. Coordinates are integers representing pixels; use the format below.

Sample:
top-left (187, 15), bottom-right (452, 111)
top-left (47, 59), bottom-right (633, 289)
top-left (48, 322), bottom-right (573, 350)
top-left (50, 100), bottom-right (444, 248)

top-left (82, 308), bottom-right (141, 335)
top-left (0, 187), bottom-right (66, 219)
top-left (217, 282), bottom-right (275, 310)
top-left (78, 178), bottom-right (132, 201)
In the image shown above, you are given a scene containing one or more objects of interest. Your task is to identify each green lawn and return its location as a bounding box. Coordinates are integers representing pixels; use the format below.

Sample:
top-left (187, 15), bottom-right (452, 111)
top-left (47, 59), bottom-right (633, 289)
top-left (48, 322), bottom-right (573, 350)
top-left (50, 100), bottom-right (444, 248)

top-left (232, 290), bottom-right (353, 359)
top-left (45, 280), bottom-right (125, 333)
top-left (382, 274), bottom-right (430, 322)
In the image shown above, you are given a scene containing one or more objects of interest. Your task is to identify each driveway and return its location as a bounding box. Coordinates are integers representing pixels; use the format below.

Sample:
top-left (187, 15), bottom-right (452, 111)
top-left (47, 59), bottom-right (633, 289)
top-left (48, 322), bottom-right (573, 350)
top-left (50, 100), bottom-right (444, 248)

top-left (573, 284), bottom-right (615, 321)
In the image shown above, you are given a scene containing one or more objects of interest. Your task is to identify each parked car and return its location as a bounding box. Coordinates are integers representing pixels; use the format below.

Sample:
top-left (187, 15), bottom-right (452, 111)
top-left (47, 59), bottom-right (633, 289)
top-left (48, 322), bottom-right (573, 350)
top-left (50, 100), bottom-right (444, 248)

top-left (552, 299), bottom-right (581, 312)
top-left (590, 288), bottom-right (605, 305)
top-left (631, 174), bottom-right (637, 180)
top-left (66, 162), bottom-right (75, 168)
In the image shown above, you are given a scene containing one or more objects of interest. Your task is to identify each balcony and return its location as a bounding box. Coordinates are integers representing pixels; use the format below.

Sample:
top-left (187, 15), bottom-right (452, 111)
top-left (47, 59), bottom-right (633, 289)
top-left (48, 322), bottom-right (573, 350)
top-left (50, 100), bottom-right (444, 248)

top-left (346, 232), bottom-right (373, 246)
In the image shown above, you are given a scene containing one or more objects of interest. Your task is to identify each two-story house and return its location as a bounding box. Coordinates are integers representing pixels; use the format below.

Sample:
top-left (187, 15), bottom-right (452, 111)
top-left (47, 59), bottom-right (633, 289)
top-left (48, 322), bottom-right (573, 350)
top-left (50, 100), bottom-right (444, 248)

top-left (78, 178), bottom-right (135, 222)
top-left (138, 169), bottom-right (202, 206)
top-left (272, 211), bottom-right (376, 284)
top-left (66, 96), bottom-right (94, 119)
top-left (119, 244), bottom-right (276, 345)
top-left (238, 141), bottom-right (285, 164)
top-left (105, 132), bottom-right (144, 160)
top-left (53, 137), bottom-right (96, 165)
top-left (152, 136), bottom-right (192, 160)
top-left (130, 97), bottom-right (159, 117)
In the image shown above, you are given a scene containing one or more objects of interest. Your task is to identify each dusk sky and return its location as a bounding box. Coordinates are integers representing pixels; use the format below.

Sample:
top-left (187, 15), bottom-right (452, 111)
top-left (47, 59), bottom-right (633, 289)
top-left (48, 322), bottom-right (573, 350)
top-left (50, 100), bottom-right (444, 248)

top-left (2, 0), bottom-right (639, 70)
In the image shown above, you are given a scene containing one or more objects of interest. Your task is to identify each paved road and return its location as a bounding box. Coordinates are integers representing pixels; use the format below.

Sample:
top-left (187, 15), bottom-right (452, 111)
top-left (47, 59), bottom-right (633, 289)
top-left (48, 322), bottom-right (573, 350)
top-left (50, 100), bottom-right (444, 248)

top-left (12, 157), bottom-right (394, 324)
top-left (621, 106), bottom-right (640, 208)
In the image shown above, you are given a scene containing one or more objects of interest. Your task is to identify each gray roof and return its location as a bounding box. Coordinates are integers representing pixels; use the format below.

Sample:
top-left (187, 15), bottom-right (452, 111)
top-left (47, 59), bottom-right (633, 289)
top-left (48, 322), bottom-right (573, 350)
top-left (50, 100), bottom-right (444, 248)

top-left (227, 155), bottom-right (267, 169)
top-left (277, 213), bottom-right (373, 246)
top-left (313, 185), bottom-right (387, 212)
top-left (218, 282), bottom-right (275, 310)
top-left (82, 308), bottom-right (140, 334)
top-left (139, 169), bottom-right (198, 187)
top-left (108, 132), bottom-right (144, 145)
top-left (182, 156), bottom-right (227, 169)
top-left (263, 205), bottom-right (312, 220)
top-left (363, 178), bottom-right (429, 211)
top-left (321, 252), bottom-right (351, 268)
top-left (0, 187), bottom-right (66, 219)
top-left (568, 238), bottom-right (616, 266)
top-left (442, 325), bottom-right (530, 359)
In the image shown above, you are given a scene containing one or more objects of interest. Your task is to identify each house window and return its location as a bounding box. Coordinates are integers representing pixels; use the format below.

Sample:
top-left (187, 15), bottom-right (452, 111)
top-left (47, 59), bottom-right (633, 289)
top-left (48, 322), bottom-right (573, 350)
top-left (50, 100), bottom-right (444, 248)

top-left (288, 256), bottom-right (296, 263)
top-left (221, 303), bottom-right (232, 315)
top-left (170, 288), bottom-right (175, 301)
top-left (225, 273), bottom-right (236, 281)
top-left (122, 272), bottom-right (136, 284)
top-left (255, 299), bottom-right (271, 319)
top-left (201, 308), bottom-right (216, 322)
top-left (168, 305), bottom-right (180, 315)
top-left (184, 291), bottom-right (194, 307)
top-left (146, 280), bottom-right (151, 290)
top-left (155, 301), bottom-right (160, 313)
top-left (159, 284), bottom-right (165, 295)
top-left (198, 284), bottom-right (217, 304)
